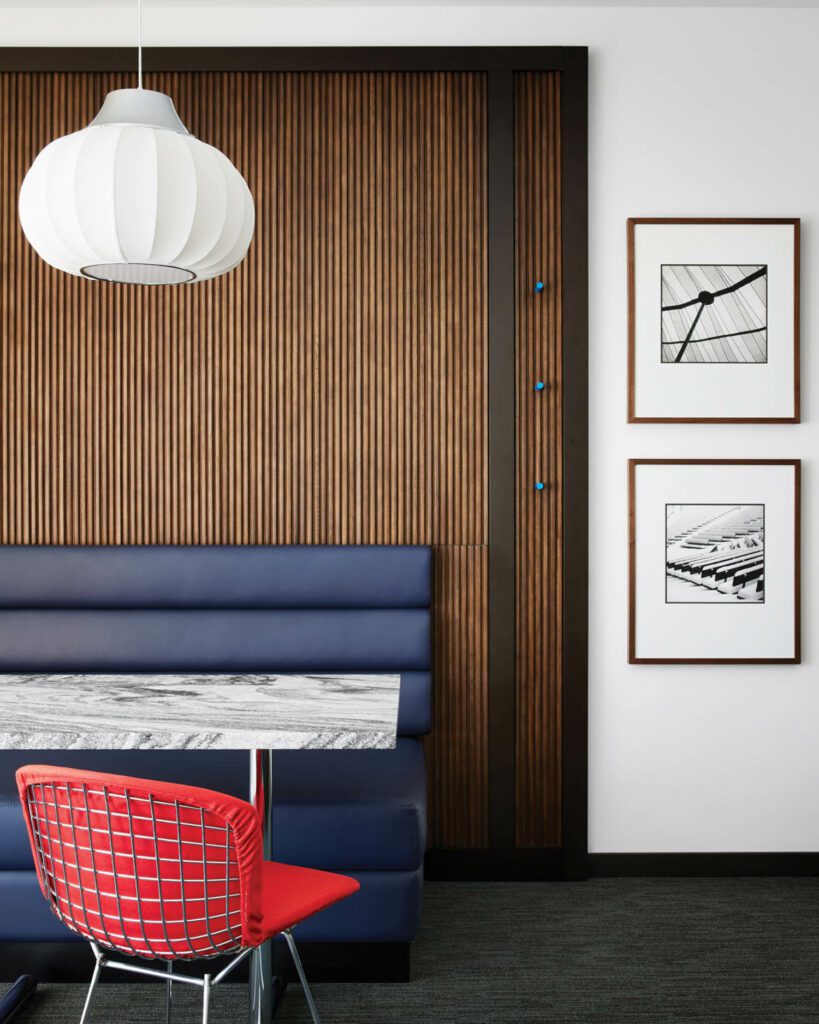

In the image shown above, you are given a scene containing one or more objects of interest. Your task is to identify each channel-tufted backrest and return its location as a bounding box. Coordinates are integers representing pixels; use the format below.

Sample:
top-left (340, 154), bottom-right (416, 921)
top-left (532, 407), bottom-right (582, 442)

top-left (0, 545), bottom-right (432, 736)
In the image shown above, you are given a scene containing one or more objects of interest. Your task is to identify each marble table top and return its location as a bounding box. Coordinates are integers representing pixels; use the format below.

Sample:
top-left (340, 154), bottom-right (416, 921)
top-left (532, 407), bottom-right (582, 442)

top-left (0, 673), bottom-right (400, 751)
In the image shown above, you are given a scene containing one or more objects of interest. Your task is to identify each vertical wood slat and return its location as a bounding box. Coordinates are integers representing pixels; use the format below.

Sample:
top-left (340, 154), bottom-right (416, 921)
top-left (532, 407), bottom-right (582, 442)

top-left (0, 70), bottom-right (489, 848)
top-left (429, 545), bottom-right (489, 848)
top-left (514, 72), bottom-right (563, 848)
top-left (0, 71), bottom-right (487, 547)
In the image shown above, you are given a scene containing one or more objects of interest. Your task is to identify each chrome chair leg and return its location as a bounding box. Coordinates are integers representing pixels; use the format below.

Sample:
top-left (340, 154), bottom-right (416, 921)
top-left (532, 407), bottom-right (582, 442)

top-left (78, 956), bottom-right (103, 1024)
top-left (201, 974), bottom-right (212, 1024)
top-left (165, 960), bottom-right (173, 1024)
top-left (283, 930), bottom-right (321, 1024)
top-left (248, 946), bottom-right (260, 1024)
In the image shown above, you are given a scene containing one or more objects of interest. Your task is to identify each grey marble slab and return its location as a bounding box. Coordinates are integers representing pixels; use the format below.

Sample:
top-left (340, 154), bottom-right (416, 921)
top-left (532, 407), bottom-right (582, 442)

top-left (0, 673), bottom-right (400, 751)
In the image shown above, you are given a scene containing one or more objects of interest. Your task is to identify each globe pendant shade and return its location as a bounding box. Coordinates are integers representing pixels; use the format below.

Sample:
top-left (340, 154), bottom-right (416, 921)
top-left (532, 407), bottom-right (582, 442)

top-left (18, 88), bottom-right (255, 285)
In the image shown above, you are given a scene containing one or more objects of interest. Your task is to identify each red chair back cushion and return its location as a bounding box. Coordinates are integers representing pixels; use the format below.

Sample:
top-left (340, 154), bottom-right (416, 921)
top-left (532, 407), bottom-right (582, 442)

top-left (16, 765), bottom-right (265, 959)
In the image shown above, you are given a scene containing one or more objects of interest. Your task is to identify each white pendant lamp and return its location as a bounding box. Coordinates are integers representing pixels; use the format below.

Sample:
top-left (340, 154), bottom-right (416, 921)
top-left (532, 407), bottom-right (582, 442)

top-left (18, 1), bottom-right (254, 285)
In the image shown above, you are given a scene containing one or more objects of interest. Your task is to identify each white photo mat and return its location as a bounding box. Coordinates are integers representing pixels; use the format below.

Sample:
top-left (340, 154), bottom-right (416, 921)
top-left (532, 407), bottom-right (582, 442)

top-left (629, 461), bottom-right (800, 663)
top-left (629, 220), bottom-right (799, 422)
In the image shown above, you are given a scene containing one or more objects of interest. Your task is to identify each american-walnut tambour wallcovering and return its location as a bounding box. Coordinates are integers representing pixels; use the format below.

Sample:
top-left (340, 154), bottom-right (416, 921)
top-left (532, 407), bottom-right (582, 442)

top-left (515, 72), bottom-right (563, 848)
top-left (0, 69), bottom-right (488, 848)
top-left (1, 72), bottom-right (486, 548)
top-left (0, 67), bottom-right (564, 852)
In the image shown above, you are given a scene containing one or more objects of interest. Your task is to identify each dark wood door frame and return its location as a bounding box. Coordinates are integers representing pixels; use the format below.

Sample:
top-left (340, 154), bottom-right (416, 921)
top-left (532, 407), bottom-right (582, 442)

top-left (0, 46), bottom-right (589, 880)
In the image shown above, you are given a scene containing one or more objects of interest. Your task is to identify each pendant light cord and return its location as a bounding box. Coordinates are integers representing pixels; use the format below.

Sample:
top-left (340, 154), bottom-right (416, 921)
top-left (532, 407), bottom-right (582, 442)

top-left (137, 0), bottom-right (143, 89)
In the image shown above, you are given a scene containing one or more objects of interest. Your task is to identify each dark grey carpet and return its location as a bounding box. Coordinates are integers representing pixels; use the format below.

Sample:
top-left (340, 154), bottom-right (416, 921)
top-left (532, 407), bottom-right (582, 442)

top-left (6, 879), bottom-right (819, 1023)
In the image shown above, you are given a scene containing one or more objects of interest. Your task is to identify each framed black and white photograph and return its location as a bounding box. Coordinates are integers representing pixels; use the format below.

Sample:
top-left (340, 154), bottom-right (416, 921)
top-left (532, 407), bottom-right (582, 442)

top-left (665, 503), bottom-right (765, 604)
top-left (628, 219), bottom-right (799, 422)
top-left (629, 460), bottom-right (800, 664)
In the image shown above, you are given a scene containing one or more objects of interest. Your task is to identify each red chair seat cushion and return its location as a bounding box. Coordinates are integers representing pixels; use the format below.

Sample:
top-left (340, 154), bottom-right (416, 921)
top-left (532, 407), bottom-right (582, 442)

top-left (259, 861), bottom-right (360, 939)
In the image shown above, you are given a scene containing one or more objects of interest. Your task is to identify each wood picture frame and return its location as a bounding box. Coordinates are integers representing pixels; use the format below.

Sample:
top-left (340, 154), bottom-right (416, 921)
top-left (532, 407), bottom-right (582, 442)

top-left (629, 459), bottom-right (801, 664)
top-left (628, 218), bottom-right (800, 424)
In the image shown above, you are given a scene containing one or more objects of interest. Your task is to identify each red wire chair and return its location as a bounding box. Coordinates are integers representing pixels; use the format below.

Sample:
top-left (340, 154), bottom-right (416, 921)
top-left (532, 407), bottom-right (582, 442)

top-left (16, 765), bottom-right (360, 1024)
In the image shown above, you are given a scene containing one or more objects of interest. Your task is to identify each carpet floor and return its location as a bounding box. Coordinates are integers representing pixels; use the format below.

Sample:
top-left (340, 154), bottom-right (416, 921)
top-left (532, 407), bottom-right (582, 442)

top-left (5, 878), bottom-right (819, 1023)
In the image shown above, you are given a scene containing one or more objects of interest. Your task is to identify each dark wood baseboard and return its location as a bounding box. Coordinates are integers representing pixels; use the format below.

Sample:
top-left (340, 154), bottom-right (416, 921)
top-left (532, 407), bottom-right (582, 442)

top-left (0, 941), bottom-right (410, 984)
top-left (425, 850), bottom-right (819, 880)
top-left (589, 853), bottom-right (819, 878)
top-left (425, 847), bottom-right (573, 881)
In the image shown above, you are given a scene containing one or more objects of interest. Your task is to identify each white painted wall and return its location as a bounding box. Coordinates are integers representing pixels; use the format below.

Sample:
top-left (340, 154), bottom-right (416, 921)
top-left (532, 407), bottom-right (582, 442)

top-left (3, 3), bottom-right (817, 853)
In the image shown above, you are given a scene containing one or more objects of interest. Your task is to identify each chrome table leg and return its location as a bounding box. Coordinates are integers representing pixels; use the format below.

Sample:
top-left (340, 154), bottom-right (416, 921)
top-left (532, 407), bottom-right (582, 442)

top-left (249, 749), bottom-right (286, 1023)
top-left (165, 959), bottom-right (173, 1024)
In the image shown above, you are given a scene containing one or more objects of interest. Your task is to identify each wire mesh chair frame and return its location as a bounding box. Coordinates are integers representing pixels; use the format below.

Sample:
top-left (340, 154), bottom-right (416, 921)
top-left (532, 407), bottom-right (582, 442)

top-left (20, 776), bottom-right (322, 1024)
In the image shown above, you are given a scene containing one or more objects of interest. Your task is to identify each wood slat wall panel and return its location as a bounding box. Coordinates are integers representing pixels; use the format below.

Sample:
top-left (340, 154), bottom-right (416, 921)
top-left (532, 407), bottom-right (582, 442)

top-left (429, 545), bottom-right (489, 847)
top-left (0, 71), bottom-right (487, 547)
top-left (514, 72), bottom-right (563, 847)
top-left (0, 70), bottom-right (489, 847)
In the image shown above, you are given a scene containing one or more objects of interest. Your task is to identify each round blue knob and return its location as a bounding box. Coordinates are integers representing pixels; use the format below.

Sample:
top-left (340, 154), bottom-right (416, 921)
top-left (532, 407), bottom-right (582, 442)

top-left (534, 281), bottom-right (544, 293)
top-left (535, 481), bottom-right (545, 491)
top-left (534, 381), bottom-right (545, 392)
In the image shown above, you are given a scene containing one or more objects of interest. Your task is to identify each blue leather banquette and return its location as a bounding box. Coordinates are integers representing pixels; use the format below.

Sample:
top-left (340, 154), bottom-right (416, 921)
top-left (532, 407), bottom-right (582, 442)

top-left (0, 545), bottom-right (431, 957)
